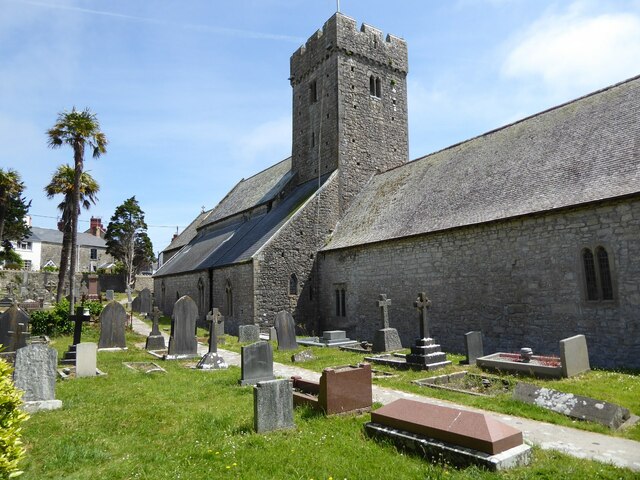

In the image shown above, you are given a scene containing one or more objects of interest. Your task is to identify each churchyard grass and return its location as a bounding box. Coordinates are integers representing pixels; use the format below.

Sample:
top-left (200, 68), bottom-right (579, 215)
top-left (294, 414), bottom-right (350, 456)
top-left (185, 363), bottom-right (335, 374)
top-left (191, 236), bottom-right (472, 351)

top-left (220, 337), bottom-right (640, 441)
top-left (19, 326), bottom-right (638, 479)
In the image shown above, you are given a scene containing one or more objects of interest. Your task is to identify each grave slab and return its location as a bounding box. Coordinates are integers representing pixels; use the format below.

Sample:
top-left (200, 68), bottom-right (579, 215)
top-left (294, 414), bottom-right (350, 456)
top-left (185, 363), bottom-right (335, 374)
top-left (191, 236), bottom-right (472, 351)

top-left (76, 342), bottom-right (98, 378)
top-left (371, 399), bottom-right (524, 455)
top-left (253, 379), bottom-right (295, 433)
top-left (240, 341), bottom-right (275, 385)
top-left (513, 382), bottom-right (631, 429)
top-left (274, 311), bottom-right (298, 350)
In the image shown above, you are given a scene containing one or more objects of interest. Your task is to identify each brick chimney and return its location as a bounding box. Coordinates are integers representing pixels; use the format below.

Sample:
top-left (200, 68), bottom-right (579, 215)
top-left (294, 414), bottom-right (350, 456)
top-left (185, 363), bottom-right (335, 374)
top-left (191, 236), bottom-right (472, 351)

top-left (88, 217), bottom-right (105, 238)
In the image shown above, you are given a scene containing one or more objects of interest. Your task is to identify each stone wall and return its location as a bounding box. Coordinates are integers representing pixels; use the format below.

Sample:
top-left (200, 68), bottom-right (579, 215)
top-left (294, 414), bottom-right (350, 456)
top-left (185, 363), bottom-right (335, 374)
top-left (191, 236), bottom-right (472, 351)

top-left (254, 173), bottom-right (340, 333)
top-left (0, 271), bottom-right (125, 299)
top-left (134, 275), bottom-right (154, 293)
top-left (40, 243), bottom-right (112, 273)
top-left (318, 197), bottom-right (640, 369)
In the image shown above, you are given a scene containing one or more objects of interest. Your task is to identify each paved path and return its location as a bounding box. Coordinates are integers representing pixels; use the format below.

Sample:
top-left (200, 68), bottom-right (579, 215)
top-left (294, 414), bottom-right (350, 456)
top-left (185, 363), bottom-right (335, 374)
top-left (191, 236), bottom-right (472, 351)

top-left (130, 315), bottom-right (640, 471)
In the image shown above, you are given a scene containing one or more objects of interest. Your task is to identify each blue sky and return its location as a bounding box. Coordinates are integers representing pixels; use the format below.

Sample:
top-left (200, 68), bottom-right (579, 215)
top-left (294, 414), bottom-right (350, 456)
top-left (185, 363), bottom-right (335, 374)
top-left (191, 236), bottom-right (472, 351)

top-left (2, 0), bottom-right (640, 257)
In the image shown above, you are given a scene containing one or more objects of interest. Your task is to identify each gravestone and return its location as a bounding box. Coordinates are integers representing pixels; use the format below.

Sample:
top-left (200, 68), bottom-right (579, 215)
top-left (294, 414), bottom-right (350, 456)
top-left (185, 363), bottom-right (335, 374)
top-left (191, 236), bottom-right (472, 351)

top-left (372, 294), bottom-right (402, 353)
top-left (132, 288), bottom-right (153, 314)
top-left (87, 274), bottom-right (99, 300)
top-left (196, 308), bottom-right (227, 370)
top-left (13, 344), bottom-right (62, 412)
top-left (61, 306), bottom-right (91, 364)
top-left (167, 295), bottom-right (198, 357)
top-left (0, 304), bottom-right (31, 352)
top-left (253, 379), bottom-right (295, 433)
top-left (405, 292), bottom-right (450, 370)
top-left (106, 290), bottom-right (115, 301)
top-left (560, 335), bottom-right (590, 377)
top-left (274, 311), bottom-right (298, 350)
top-left (513, 382), bottom-right (631, 429)
top-left (239, 341), bottom-right (275, 385)
top-left (98, 301), bottom-right (127, 349)
top-left (464, 331), bottom-right (484, 365)
top-left (268, 326), bottom-right (277, 341)
top-left (145, 307), bottom-right (166, 350)
top-left (76, 342), bottom-right (98, 377)
top-left (238, 324), bottom-right (260, 343)
top-left (291, 350), bottom-right (315, 363)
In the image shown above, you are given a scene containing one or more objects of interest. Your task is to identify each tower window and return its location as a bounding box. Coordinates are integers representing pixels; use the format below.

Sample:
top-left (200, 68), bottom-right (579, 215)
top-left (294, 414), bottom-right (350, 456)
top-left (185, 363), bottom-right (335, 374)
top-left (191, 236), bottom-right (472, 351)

top-left (582, 246), bottom-right (615, 302)
top-left (370, 76), bottom-right (381, 98)
top-left (310, 80), bottom-right (318, 103)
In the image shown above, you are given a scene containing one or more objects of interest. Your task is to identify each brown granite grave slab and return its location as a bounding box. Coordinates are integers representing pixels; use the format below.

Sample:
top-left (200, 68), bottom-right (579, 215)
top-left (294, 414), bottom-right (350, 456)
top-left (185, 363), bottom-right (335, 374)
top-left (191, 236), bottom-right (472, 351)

top-left (371, 399), bottom-right (523, 455)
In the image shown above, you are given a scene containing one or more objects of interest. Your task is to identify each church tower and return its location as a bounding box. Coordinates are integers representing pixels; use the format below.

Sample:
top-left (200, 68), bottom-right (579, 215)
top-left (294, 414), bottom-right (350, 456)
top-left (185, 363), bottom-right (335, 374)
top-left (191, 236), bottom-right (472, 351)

top-left (290, 13), bottom-right (409, 213)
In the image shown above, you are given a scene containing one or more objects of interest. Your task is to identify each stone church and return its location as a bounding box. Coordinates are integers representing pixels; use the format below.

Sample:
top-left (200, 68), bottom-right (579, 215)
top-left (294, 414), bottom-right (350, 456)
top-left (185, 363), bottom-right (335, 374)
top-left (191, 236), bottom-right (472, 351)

top-left (154, 13), bottom-right (640, 369)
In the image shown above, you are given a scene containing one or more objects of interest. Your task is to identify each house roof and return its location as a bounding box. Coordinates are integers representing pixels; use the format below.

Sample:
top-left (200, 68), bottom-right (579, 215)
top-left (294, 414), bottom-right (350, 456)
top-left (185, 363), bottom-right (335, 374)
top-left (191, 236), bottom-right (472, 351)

top-left (324, 74), bottom-right (640, 251)
top-left (28, 226), bottom-right (108, 248)
top-left (154, 173), bottom-right (331, 277)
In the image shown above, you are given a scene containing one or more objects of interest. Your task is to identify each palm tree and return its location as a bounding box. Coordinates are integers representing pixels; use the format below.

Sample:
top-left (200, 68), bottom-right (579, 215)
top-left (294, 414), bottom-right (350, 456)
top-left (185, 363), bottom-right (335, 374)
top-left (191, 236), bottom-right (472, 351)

top-left (47, 107), bottom-right (107, 314)
top-left (45, 165), bottom-right (100, 302)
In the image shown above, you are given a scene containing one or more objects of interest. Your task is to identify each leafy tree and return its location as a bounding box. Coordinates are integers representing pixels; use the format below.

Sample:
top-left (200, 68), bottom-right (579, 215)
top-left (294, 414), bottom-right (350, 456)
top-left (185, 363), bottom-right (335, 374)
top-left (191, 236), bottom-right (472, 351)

top-left (44, 165), bottom-right (100, 302)
top-left (47, 107), bottom-right (107, 314)
top-left (105, 196), bottom-right (155, 301)
top-left (0, 168), bottom-right (31, 265)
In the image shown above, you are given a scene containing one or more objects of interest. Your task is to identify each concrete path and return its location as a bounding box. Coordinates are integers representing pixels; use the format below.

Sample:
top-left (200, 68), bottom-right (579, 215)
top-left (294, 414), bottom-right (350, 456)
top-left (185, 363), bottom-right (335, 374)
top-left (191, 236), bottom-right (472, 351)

top-left (129, 314), bottom-right (640, 471)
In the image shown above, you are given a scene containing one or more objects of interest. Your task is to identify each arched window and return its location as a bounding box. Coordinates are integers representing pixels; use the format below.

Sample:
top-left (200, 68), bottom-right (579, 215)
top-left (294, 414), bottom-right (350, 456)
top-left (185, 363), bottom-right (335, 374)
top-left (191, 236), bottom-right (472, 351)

top-left (225, 280), bottom-right (233, 317)
top-left (197, 277), bottom-right (205, 314)
top-left (369, 76), bottom-right (376, 96)
top-left (375, 77), bottom-right (382, 98)
top-left (596, 247), bottom-right (613, 300)
top-left (289, 273), bottom-right (298, 295)
top-left (309, 80), bottom-right (318, 103)
top-left (582, 246), bottom-right (615, 301)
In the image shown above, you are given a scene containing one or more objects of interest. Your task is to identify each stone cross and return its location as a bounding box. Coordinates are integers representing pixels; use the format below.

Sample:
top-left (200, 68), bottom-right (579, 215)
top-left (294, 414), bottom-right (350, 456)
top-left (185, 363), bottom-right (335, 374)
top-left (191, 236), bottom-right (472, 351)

top-left (377, 294), bottom-right (392, 329)
top-left (70, 306), bottom-right (91, 346)
top-left (206, 309), bottom-right (222, 354)
top-left (414, 292), bottom-right (432, 339)
top-left (149, 307), bottom-right (162, 336)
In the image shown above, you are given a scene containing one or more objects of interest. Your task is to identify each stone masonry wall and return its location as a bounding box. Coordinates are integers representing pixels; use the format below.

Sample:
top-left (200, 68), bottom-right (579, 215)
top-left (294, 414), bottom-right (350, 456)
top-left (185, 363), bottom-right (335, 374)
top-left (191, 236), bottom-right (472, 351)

top-left (40, 243), bottom-right (112, 273)
top-left (253, 173), bottom-right (340, 333)
top-left (318, 197), bottom-right (640, 369)
top-left (154, 270), bottom-right (207, 319)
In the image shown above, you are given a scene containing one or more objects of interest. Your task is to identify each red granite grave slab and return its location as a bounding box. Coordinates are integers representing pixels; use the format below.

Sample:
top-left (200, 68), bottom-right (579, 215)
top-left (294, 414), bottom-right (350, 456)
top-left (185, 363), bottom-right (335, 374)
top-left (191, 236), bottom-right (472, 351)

top-left (320, 363), bottom-right (372, 415)
top-left (371, 399), bottom-right (523, 455)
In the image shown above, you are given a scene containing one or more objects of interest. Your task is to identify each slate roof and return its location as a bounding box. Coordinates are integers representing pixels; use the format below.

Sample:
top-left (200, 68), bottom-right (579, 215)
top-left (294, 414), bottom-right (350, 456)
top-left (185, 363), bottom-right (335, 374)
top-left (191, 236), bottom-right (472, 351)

top-left (28, 226), bottom-right (108, 248)
top-left (325, 75), bottom-right (640, 251)
top-left (162, 209), bottom-right (212, 254)
top-left (155, 173), bottom-right (331, 277)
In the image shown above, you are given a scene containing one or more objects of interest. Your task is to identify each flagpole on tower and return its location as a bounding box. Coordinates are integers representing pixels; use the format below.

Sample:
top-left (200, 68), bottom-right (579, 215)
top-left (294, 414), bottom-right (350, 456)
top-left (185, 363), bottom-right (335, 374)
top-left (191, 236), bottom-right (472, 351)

top-left (337, 0), bottom-right (340, 13)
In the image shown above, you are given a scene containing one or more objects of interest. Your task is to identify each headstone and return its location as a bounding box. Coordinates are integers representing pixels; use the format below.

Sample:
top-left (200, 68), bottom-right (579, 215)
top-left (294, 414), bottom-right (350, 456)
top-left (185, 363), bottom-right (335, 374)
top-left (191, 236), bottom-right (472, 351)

top-left (253, 379), bottom-right (295, 433)
top-left (291, 350), bottom-right (315, 363)
top-left (196, 308), bottom-right (227, 370)
top-left (268, 326), bottom-right (277, 341)
top-left (209, 308), bottom-right (225, 337)
top-left (0, 305), bottom-right (31, 352)
top-left (413, 291), bottom-right (432, 339)
top-left (87, 274), bottom-right (99, 300)
top-left (13, 344), bottom-right (62, 412)
top-left (238, 324), bottom-right (260, 343)
top-left (98, 301), bottom-right (127, 349)
top-left (513, 382), bottom-right (631, 429)
top-left (145, 307), bottom-right (166, 350)
top-left (61, 306), bottom-right (91, 364)
top-left (274, 311), bottom-right (298, 350)
top-left (167, 295), bottom-right (198, 356)
top-left (240, 341), bottom-right (275, 385)
top-left (560, 335), bottom-right (590, 377)
top-left (76, 342), bottom-right (98, 377)
top-left (405, 292), bottom-right (451, 370)
top-left (106, 290), bottom-right (115, 301)
top-left (464, 331), bottom-right (484, 365)
top-left (132, 288), bottom-right (153, 314)
top-left (372, 294), bottom-right (402, 353)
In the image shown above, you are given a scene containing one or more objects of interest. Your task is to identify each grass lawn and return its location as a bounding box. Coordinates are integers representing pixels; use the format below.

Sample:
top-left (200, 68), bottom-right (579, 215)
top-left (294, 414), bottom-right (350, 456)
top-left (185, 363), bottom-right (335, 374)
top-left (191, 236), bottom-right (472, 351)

top-left (18, 325), bottom-right (639, 479)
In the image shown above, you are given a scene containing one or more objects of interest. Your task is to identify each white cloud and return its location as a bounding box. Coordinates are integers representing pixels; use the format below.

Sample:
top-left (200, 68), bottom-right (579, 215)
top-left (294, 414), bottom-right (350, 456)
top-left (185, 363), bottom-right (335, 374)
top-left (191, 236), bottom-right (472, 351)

top-left (502, 5), bottom-right (640, 93)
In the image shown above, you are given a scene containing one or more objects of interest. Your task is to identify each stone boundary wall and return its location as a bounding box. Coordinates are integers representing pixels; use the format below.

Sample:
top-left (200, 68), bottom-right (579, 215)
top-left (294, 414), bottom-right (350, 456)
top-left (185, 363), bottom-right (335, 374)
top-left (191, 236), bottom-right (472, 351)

top-left (318, 197), bottom-right (640, 369)
top-left (134, 275), bottom-right (154, 293)
top-left (0, 271), bottom-right (125, 298)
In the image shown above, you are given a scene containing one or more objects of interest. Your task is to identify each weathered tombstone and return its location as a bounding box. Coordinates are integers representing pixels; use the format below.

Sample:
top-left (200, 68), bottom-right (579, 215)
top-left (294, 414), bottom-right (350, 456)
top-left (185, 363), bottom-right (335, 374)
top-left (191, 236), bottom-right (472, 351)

top-left (254, 379), bottom-right (295, 433)
top-left (167, 295), bottom-right (198, 357)
top-left (291, 350), bottom-right (315, 363)
top-left (464, 331), bottom-right (484, 365)
top-left (367, 399), bottom-right (531, 470)
top-left (0, 305), bottom-right (31, 352)
top-left (372, 294), bottom-right (402, 353)
top-left (274, 311), bottom-right (298, 350)
top-left (268, 326), bottom-right (277, 341)
top-left (132, 288), bottom-right (153, 314)
top-left (87, 274), bottom-right (99, 300)
top-left (61, 306), bottom-right (91, 364)
top-left (196, 308), bottom-right (227, 370)
top-left (560, 334), bottom-right (590, 378)
top-left (145, 307), bottom-right (166, 350)
top-left (239, 341), bottom-right (275, 386)
top-left (513, 382), bottom-right (631, 429)
top-left (76, 342), bottom-right (98, 377)
top-left (98, 301), bottom-right (127, 349)
top-left (238, 324), bottom-right (260, 343)
top-left (106, 289), bottom-right (115, 301)
top-left (405, 292), bottom-right (450, 370)
top-left (13, 344), bottom-right (62, 412)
